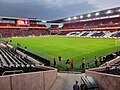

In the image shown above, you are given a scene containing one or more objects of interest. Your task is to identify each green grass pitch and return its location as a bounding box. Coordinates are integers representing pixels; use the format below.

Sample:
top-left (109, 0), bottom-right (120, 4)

top-left (3, 36), bottom-right (120, 69)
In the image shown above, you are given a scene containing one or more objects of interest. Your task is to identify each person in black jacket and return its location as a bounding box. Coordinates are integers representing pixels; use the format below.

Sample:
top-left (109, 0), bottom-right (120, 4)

top-left (66, 59), bottom-right (69, 64)
top-left (81, 58), bottom-right (85, 70)
top-left (53, 58), bottom-right (56, 67)
top-left (73, 81), bottom-right (80, 90)
top-left (94, 56), bottom-right (98, 67)
top-left (58, 56), bottom-right (61, 61)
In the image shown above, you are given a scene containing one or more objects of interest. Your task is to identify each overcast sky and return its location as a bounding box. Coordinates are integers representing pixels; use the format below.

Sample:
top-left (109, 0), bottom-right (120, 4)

top-left (0, 0), bottom-right (120, 20)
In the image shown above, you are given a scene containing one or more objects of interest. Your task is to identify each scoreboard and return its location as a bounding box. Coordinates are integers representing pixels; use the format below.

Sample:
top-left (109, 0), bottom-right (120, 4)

top-left (17, 19), bottom-right (30, 25)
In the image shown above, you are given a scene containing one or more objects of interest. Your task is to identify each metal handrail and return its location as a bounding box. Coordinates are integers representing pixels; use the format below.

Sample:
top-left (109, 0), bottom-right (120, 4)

top-left (2, 70), bottom-right (24, 76)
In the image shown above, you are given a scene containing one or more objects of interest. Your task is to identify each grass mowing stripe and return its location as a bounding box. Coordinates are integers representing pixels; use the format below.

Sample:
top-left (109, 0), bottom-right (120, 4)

top-left (2, 36), bottom-right (120, 69)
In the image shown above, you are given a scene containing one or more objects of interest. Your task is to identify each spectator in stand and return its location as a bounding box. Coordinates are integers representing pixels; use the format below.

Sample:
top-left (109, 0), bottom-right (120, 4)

top-left (99, 56), bottom-right (103, 65)
top-left (69, 59), bottom-right (74, 69)
top-left (58, 56), bottom-right (62, 61)
top-left (73, 81), bottom-right (80, 90)
top-left (94, 56), bottom-right (98, 67)
top-left (81, 58), bottom-right (85, 70)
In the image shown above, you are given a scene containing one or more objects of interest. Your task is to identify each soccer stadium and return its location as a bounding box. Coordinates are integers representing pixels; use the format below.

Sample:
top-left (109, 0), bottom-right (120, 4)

top-left (0, 2), bottom-right (120, 90)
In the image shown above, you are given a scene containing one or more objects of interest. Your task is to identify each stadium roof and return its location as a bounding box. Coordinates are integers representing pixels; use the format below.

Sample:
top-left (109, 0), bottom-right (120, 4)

top-left (48, 7), bottom-right (120, 23)
top-left (0, 16), bottom-right (47, 23)
top-left (0, 7), bottom-right (120, 24)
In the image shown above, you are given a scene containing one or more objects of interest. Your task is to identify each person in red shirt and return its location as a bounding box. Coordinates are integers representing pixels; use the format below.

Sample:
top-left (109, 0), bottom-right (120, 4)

top-left (69, 59), bottom-right (74, 69)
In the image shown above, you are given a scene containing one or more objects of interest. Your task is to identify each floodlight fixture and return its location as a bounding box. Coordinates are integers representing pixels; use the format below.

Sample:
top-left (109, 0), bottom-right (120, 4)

top-left (87, 14), bottom-right (91, 17)
top-left (68, 18), bottom-right (71, 21)
top-left (95, 12), bottom-right (100, 16)
top-left (106, 10), bottom-right (112, 14)
top-left (80, 15), bottom-right (83, 19)
top-left (73, 16), bottom-right (77, 20)
top-left (42, 20), bottom-right (47, 23)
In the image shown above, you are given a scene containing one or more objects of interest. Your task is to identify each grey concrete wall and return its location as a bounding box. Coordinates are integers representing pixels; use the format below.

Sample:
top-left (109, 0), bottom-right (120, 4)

top-left (86, 68), bottom-right (120, 90)
top-left (86, 57), bottom-right (120, 90)
top-left (44, 70), bottom-right (58, 90)
top-left (0, 70), bottom-right (57, 90)
top-left (11, 72), bottom-right (44, 90)
top-left (0, 76), bottom-right (11, 90)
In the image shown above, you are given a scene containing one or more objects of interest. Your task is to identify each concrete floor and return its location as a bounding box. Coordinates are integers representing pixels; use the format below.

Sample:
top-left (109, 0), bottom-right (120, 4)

top-left (51, 73), bottom-right (85, 90)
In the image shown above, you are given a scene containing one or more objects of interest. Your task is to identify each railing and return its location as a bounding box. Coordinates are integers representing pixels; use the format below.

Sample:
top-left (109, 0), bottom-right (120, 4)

top-left (2, 70), bottom-right (24, 76)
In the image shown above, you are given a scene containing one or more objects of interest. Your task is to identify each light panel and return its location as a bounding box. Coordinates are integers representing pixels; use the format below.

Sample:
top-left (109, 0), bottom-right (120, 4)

top-left (95, 12), bottom-right (100, 16)
top-left (42, 20), bottom-right (47, 23)
top-left (68, 18), bottom-right (71, 21)
top-left (80, 15), bottom-right (83, 19)
top-left (73, 16), bottom-right (77, 20)
top-left (106, 10), bottom-right (112, 14)
top-left (87, 14), bottom-right (91, 17)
